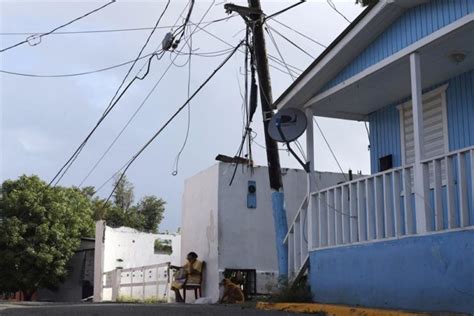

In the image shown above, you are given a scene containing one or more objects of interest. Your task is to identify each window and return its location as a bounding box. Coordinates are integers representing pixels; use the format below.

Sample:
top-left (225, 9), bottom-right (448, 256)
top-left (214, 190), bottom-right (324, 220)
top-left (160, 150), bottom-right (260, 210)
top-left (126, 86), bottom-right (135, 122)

top-left (398, 84), bottom-right (449, 184)
top-left (154, 239), bottom-right (172, 255)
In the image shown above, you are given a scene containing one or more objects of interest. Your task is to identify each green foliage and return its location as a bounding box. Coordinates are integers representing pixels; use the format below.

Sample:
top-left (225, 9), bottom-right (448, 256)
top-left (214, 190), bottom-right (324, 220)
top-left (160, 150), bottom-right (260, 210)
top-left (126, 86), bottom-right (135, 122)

top-left (265, 277), bottom-right (312, 303)
top-left (154, 239), bottom-right (172, 255)
top-left (98, 176), bottom-right (165, 233)
top-left (137, 196), bottom-right (165, 233)
top-left (116, 295), bottom-right (141, 303)
top-left (355, 0), bottom-right (378, 7)
top-left (113, 175), bottom-right (134, 211)
top-left (0, 175), bottom-right (95, 298)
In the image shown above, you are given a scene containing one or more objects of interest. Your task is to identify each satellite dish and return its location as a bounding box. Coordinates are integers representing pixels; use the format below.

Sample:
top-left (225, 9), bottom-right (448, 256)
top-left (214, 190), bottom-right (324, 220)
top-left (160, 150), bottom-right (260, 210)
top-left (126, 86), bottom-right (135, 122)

top-left (268, 108), bottom-right (307, 142)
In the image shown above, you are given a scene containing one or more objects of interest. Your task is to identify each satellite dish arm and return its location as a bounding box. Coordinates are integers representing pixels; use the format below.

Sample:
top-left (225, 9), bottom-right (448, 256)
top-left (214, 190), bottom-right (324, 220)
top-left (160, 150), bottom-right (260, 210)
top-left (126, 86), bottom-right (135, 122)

top-left (276, 120), bottom-right (310, 173)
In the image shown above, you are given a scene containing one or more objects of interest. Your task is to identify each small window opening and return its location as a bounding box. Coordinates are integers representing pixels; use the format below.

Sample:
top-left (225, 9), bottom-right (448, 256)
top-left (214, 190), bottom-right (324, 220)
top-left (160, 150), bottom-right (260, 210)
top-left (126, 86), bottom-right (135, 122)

top-left (223, 269), bottom-right (257, 300)
top-left (154, 239), bottom-right (173, 255)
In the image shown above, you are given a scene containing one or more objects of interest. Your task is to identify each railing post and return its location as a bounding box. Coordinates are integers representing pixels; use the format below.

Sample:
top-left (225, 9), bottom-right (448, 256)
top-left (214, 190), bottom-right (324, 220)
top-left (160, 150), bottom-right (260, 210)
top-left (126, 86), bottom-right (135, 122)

top-left (142, 268), bottom-right (146, 300)
top-left (410, 52), bottom-right (431, 233)
top-left (305, 107), bottom-right (315, 250)
top-left (111, 269), bottom-right (120, 301)
top-left (130, 269), bottom-right (134, 297)
top-left (156, 266), bottom-right (160, 298)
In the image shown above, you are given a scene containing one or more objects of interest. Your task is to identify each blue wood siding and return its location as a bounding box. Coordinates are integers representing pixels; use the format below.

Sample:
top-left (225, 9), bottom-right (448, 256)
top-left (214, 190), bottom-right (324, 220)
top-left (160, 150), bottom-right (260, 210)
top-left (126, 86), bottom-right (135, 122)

top-left (446, 70), bottom-right (474, 151)
top-left (321, 0), bottom-right (474, 92)
top-left (368, 105), bottom-right (401, 173)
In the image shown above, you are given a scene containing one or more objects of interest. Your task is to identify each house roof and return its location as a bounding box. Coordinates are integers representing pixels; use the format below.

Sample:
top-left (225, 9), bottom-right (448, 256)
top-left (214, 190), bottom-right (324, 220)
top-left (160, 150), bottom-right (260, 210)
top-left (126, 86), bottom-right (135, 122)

top-left (272, 2), bottom-right (375, 109)
top-left (273, 0), bottom-right (430, 114)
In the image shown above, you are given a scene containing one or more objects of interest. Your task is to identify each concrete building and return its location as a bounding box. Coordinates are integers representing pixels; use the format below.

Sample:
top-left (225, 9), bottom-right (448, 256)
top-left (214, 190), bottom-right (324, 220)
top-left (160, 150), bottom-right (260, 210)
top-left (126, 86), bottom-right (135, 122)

top-left (181, 163), bottom-right (358, 302)
top-left (94, 222), bottom-right (181, 301)
top-left (37, 238), bottom-right (95, 302)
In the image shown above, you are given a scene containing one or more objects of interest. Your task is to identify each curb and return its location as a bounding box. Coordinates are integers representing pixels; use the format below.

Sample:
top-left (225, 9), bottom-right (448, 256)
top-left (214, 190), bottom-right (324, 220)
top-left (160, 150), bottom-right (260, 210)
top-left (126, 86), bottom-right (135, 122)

top-left (256, 302), bottom-right (428, 315)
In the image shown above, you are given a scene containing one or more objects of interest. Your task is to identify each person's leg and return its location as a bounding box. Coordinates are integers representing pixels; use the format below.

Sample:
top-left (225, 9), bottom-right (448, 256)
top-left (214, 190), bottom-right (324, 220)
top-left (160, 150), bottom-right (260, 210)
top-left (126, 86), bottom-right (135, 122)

top-left (172, 287), bottom-right (184, 302)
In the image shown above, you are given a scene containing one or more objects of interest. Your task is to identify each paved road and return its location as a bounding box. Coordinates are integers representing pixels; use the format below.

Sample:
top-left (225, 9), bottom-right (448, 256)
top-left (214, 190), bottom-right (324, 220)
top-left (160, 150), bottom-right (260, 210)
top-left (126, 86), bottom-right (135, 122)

top-left (0, 303), bottom-right (315, 316)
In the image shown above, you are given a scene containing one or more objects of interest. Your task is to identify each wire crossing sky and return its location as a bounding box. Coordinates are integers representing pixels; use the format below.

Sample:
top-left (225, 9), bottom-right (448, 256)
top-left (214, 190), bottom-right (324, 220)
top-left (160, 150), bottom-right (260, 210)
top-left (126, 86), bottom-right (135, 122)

top-left (1, 1), bottom-right (369, 232)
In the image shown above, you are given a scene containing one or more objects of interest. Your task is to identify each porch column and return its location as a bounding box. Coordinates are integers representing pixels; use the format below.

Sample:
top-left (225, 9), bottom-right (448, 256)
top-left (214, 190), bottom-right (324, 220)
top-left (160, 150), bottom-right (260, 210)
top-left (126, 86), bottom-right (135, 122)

top-left (409, 52), bottom-right (430, 233)
top-left (305, 107), bottom-right (316, 248)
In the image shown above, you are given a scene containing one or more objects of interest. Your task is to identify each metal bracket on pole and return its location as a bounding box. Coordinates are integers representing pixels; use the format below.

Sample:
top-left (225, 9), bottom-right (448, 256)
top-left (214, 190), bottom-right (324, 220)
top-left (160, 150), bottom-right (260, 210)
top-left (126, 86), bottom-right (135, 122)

top-left (276, 120), bottom-right (310, 173)
top-left (263, 110), bottom-right (274, 121)
top-left (224, 3), bottom-right (263, 19)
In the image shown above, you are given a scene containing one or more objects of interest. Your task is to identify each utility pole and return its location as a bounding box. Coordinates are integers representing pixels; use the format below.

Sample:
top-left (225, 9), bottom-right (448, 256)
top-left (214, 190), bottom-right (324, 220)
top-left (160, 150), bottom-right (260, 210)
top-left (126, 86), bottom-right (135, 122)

top-left (225, 0), bottom-right (288, 278)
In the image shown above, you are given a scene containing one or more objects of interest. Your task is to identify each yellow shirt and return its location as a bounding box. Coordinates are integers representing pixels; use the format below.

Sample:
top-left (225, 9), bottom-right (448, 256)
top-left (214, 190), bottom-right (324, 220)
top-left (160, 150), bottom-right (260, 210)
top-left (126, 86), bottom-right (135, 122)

top-left (184, 260), bottom-right (202, 284)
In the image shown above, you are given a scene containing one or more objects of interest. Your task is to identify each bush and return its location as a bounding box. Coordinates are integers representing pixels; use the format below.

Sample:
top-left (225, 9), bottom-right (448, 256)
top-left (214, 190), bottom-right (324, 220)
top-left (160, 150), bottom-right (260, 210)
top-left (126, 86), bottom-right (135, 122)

top-left (265, 277), bottom-right (312, 303)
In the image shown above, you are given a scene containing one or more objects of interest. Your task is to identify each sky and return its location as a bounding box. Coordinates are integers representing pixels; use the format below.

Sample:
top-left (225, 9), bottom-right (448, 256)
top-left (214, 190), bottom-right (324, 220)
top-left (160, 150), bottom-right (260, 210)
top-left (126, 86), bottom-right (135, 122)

top-left (0, 0), bottom-right (369, 232)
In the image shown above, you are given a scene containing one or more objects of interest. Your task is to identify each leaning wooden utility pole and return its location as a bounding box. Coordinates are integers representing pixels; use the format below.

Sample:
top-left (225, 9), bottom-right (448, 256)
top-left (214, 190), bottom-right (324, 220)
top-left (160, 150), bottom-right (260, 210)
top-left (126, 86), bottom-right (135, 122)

top-left (225, 0), bottom-right (288, 278)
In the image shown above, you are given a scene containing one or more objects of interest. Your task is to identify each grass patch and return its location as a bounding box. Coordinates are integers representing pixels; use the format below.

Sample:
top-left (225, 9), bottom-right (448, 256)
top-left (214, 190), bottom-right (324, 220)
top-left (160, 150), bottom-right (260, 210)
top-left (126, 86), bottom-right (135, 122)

top-left (116, 295), bottom-right (167, 304)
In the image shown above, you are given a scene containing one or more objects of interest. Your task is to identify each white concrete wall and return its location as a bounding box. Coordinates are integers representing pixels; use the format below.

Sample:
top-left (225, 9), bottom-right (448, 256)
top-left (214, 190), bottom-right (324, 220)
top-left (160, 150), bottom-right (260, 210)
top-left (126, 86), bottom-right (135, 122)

top-left (181, 162), bottom-right (359, 302)
top-left (217, 165), bottom-right (356, 293)
top-left (217, 164), bottom-right (306, 294)
top-left (180, 164), bottom-right (220, 302)
top-left (102, 226), bottom-right (181, 272)
top-left (94, 221), bottom-right (181, 302)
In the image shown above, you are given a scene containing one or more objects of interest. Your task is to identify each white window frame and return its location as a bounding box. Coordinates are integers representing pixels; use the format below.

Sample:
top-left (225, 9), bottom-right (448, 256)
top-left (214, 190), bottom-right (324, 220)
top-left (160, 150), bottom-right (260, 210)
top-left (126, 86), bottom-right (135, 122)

top-left (397, 84), bottom-right (449, 166)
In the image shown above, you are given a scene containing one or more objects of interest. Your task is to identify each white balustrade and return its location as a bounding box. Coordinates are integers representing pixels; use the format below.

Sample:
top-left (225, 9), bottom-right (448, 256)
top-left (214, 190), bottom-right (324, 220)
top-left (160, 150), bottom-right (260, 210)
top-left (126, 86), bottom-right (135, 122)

top-left (285, 146), bottom-right (473, 279)
top-left (102, 262), bottom-right (171, 301)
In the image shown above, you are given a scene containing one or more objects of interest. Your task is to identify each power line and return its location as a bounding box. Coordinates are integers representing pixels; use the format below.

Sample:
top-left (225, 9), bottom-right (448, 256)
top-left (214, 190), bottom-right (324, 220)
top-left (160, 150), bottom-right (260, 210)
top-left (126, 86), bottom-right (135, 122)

top-left (49, 0), bottom-right (171, 186)
top-left (0, 1), bottom-right (116, 53)
top-left (103, 41), bottom-right (243, 204)
top-left (264, 1), bottom-right (306, 21)
top-left (172, 26), bottom-right (193, 176)
top-left (0, 48), bottom-right (237, 78)
top-left (0, 15), bottom-right (238, 78)
top-left (265, 24), bottom-right (314, 59)
top-left (267, 18), bottom-right (327, 49)
top-left (326, 0), bottom-right (352, 24)
top-left (187, 20), bottom-right (302, 79)
top-left (0, 53), bottom-right (153, 78)
top-left (78, 53), bottom-right (175, 187)
top-left (81, 1), bottom-right (217, 186)
top-left (313, 117), bottom-right (348, 181)
top-left (265, 27), bottom-right (296, 81)
top-left (0, 15), bottom-right (238, 36)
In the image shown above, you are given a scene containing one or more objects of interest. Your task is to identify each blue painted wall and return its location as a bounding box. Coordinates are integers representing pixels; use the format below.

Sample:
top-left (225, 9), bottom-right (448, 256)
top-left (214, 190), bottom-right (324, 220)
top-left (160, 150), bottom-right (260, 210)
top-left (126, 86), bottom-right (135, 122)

top-left (321, 0), bottom-right (474, 92)
top-left (309, 229), bottom-right (474, 313)
top-left (446, 70), bottom-right (474, 151)
top-left (368, 105), bottom-right (401, 173)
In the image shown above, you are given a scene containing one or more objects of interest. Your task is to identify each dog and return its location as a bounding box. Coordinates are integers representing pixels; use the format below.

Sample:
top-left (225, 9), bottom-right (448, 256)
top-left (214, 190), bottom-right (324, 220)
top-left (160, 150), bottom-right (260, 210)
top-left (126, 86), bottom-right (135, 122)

top-left (219, 278), bottom-right (245, 304)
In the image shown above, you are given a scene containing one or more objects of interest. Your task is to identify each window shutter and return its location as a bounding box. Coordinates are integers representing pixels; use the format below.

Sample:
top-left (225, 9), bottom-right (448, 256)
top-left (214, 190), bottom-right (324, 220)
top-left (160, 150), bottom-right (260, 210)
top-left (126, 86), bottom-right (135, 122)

top-left (400, 85), bottom-right (448, 186)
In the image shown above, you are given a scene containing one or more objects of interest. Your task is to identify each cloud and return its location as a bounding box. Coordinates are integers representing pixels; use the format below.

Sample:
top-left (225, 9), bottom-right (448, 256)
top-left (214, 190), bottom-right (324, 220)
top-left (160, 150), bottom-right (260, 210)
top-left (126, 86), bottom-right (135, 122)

top-left (12, 128), bottom-right (58, 154)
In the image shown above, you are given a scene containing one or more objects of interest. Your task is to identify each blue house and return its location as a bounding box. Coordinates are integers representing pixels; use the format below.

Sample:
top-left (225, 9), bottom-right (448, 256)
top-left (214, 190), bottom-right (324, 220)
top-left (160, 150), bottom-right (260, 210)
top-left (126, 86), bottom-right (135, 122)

top-left (274, 0), bottom-right (473, 313)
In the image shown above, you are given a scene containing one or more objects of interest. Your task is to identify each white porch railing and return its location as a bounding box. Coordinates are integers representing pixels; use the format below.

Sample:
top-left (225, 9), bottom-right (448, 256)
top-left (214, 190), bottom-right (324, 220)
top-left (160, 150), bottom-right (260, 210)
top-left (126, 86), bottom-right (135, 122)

top-left (421, 146), bottom-right (474, 230)
top-left (102, 262), bottom-right (171, 302)
top-left (285, 146), bottom-right (474, 278)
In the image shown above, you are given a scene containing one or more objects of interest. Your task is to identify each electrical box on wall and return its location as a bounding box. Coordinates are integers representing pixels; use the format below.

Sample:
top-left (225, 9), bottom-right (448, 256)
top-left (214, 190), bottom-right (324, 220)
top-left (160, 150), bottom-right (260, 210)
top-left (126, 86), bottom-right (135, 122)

top-left (247, 181), bottom-right (257, 209)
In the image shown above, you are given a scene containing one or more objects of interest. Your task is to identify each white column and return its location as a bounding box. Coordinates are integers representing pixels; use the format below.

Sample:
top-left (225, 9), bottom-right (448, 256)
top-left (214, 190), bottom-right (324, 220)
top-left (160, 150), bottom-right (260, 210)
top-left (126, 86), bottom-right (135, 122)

top-left (93, 220), bottom-right (105, 302)
top-left (305, 107), bottom-right (316, 249)
top-left (410, 53), bottom-right (430, 233)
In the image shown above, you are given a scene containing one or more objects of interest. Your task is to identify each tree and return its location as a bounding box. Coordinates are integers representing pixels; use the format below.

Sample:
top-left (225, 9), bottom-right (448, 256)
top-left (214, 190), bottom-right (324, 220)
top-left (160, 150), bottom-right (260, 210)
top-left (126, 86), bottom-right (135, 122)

top-left (113, 175), bottom-right (134, 211)
top-left (96, 176), bottom-right (165, 233)
top-left (0, 175), bottom-right (94, 299)
top-left (136, 196), bottom-right (165, 233)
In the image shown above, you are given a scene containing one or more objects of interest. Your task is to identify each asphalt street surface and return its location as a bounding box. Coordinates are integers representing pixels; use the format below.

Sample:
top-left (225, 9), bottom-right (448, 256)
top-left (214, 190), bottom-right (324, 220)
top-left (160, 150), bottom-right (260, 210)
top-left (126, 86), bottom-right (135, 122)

top-left (0, 303), bottom-right (315, 316)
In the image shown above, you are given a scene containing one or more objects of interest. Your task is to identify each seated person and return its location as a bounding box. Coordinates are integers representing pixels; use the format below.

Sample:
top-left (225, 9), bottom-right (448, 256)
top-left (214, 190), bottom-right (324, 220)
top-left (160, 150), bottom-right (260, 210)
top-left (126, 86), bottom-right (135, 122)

top-left (219, 278), bottom-right (245, 304)
top-left (170, 252), bottom-right (202, 303)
